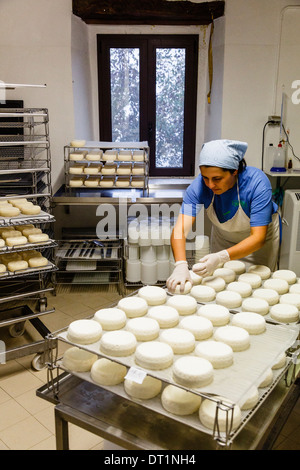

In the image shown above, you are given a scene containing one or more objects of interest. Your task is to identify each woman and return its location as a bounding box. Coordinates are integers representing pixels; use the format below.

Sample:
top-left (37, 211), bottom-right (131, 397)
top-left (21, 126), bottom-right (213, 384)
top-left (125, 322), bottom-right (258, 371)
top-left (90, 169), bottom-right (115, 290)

top-left (167, 139), bottom-right (280, 293)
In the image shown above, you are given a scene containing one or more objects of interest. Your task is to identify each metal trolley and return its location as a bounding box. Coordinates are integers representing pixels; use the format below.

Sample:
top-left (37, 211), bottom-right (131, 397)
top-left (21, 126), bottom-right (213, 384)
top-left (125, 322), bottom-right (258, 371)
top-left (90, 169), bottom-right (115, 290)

top-left (37, 290), bottom-right (300, 450)
top-left (0, 107), bottom-right (57, 369)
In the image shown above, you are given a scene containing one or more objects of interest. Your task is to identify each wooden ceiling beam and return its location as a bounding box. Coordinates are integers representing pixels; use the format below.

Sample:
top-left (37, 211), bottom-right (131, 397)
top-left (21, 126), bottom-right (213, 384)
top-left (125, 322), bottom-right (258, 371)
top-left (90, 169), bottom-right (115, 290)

top-left (73, 0), bottom-right (225, 25)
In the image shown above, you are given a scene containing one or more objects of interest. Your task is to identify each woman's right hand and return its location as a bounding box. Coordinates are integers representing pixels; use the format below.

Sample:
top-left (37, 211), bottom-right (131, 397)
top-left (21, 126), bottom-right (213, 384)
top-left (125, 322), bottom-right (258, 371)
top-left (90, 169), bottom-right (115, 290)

top-left (166, 261), bottom-right (191, 293)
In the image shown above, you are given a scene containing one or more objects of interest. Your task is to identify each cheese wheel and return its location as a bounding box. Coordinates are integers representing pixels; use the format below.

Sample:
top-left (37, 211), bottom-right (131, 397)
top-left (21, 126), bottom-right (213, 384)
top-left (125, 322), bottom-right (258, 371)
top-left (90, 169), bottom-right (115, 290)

top-left (62, 347), bottom-right (97, 372)
top-left (197, 304), bottom-right (230, 326)
top-left (69, 177), bottom-right (84, 187)
top-left (258, 368), bottom-right (273, 388)
top-left (99, 177), bottom-right (115, 187)
top-left (173, 356), bottom-right (214, 388)
top-left (263, 278), bottom-right (289, 294)
top-left (124, 375), bottom-right (162, 400)
top-left (135, 341), bottom-right (173, 370)
top-left (161, 385), bottom-right (202, 416)
top-left (290, 283), bottom-right (300, 295)
top-left (28, 256), bottom-right (48, 268)
top-left (94, 307), bottom-right (127, 330)
top-left (126, 317), bottom-right (160, 341)
top-left (190, 285), bottom-right (216, 302)
top-left (248, 265), bottom-right (271, 280)
top-left (67, 319), bottom-right (102, 345)
top-left (166, 295), bottom-right (197, 315)
top-left (116, 163), bottom-right (132, 175)
top-left (147, 305), bottom-right (179, 328)
top-left (84, 177), bottom-right (100, 187)
top-left (132, 150), bottom-right (145, 161)
top-left (86, 150), bottom-right (103, 160)
top-left (70, 140), bottom-right (86, 147)
top-left (238, 273), bottom-right (262, 289)
top-left (270, 303), bottom-right (299, 323)
top-left (226, 281), bottom-right (252, 298)
top-left (231, 311), bottom-right (266, 334)
top-left (195, 340), bottom-right (234, 369)
top-left (118, 150), bottom-right (132, 161)
top-left (179, 315), bottom-right (213, 340)
top-left (28, 233), bottom-right (49, 244)
top-left (115, 177), bottom-right (130, 188)
top-left (216, 290), bottom-right (242, 309)
top-left (1, 230), bottom-right (21, 240)
top-left (7, 260), bottom-right (28, 272)
top-left (213, 268), bottom-right (236, 283)
top-left (242, 297), bottom-right (269, 315)
top-left (224, 260), bottom-right (246, 275)
top-left (0, 206), bottom-right (20, 217)
top-left (214, 325), bottom-right (250, 351)
top-left (91, 358), bottom-right (127, 386)
top-left (117, 296), bottom-right (148, 318)
top-left (0, 264), bottom-right (7, 275)
top-left (202, 276), bottom-right (226, 292)
top-left (8, 198), bottom-right (28, 206)
top-left (271, 352), bottom-right (287, 370)
top-left (138, 286), bottom-right (167, 306)
top-left (6, 236), bottom-right (28, 247)
top-left (84, 164), bottom-right (101, 174)
top-left (0, 239), bottom-right (5, 248)
top-left (131, 177), bottom-right (145, 188)
top-left (20, 204), bottom-right (41, 215)
top-left (279, 293), bottom-right (300, 309)
top-left (272, 269), bottom-right (297, 285)
top-left (100, 330), bottom-right (137, 357)
top-left (240, 386), bottom-right (259, 410)
top-left (69, 164), bottom-right (85, 175)
top-left (160, 328), bottom-right (195, 354)
top-left (252, 288), bottom-right (279, 306)
top-left (21, 228), bottom-right (42, 237)
top-left (199, 397), bottom-right (241, 432)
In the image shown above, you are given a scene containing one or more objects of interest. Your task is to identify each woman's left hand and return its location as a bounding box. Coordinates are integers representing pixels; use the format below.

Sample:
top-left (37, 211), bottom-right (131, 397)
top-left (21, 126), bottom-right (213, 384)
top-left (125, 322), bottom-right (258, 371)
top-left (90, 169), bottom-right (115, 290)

top-left (192, 250), bottom-right (230, 277)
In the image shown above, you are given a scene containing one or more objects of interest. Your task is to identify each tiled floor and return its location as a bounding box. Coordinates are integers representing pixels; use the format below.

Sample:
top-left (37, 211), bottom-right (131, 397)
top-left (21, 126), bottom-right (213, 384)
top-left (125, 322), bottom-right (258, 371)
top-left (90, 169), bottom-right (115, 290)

top-left (0, 284), bottom-right (299, 450)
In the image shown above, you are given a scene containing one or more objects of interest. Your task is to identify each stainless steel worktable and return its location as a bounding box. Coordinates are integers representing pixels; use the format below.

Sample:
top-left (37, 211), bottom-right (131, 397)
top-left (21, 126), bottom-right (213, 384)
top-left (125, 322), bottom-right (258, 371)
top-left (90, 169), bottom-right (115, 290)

top-left (37, 366), bottom-right (300, 450)
top-left (52, 181), bottom-right (191, 206)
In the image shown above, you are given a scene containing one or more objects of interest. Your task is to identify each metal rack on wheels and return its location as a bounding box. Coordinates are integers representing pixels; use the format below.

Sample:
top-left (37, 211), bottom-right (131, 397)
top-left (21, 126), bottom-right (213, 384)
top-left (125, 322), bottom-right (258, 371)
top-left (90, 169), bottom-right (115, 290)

top-left (0, 107), bottom-right (57, 369)
top-left (37, 288), bottom-right (300, 450)
top-left (54, 238), bottom-right (124, 295)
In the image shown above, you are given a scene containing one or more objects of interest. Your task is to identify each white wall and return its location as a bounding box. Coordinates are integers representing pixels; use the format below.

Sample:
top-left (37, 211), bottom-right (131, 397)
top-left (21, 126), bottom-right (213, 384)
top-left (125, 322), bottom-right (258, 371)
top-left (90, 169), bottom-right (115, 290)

top-left (1, 0), bottom-right (300, 189)
top-left (0, 0), bottom-right (75, 192)
top-left (220, 0), bottom-right (300, 172)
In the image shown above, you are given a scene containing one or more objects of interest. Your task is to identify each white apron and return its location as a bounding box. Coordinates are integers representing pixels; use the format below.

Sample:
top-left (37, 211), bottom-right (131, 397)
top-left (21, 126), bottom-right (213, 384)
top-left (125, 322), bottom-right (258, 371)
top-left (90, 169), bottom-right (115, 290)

top-left (206, 182), bottom-right (280, 271)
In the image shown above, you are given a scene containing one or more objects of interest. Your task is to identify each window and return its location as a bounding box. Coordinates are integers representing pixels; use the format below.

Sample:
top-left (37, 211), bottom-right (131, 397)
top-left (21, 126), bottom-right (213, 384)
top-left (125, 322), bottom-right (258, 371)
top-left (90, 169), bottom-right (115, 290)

top-left (97, 35), bottom-right (198, 176)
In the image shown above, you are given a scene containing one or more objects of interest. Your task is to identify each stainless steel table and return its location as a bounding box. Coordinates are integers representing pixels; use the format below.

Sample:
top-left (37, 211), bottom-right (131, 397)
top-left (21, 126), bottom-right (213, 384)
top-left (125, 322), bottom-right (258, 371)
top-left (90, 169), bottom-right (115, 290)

top-left (37, 368), bottom-right (300, 450)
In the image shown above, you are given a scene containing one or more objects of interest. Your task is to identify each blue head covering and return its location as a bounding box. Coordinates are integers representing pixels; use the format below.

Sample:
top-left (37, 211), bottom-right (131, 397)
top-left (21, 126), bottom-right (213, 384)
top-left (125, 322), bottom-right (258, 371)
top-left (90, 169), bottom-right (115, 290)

top-left (199, 139), bottom-right (248, 170)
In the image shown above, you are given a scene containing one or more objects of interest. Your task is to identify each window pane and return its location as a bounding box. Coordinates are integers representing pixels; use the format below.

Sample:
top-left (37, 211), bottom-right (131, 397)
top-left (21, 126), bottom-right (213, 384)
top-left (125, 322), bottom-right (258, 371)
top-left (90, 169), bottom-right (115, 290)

top-left (155, 48), bottom-right (186, 168)
top-left (110, 48), bottom-right (140, 142)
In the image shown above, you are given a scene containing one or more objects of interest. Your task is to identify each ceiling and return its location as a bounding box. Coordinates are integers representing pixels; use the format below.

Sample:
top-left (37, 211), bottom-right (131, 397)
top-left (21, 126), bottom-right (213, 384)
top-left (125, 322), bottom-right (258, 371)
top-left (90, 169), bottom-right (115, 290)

top-left (72, 0), bottom-right (225, 25)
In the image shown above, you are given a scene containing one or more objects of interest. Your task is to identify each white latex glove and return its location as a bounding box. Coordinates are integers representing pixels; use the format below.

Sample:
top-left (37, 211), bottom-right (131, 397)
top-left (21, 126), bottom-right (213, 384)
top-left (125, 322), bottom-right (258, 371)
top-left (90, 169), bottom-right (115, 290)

top-left (192, 250), bottom-right (230, 277)
top-left (167, 260), bottom-right (191, 293)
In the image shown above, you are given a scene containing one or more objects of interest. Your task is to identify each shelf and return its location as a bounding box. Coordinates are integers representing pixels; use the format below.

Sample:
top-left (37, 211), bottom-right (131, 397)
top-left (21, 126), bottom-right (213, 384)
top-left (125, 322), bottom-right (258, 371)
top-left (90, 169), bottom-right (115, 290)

top-left (0, 209), bottom-right (55, 227)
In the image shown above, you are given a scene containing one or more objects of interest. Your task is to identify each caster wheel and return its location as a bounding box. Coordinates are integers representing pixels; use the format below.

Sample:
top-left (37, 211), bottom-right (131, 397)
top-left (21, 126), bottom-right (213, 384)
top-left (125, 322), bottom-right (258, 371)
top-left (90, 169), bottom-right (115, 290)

top-left (9, 322), bottom-right (26, 337)
top-left (39, 298), bottom-right (47, 313)
top-left (31, 353), bottom-right (46, 371)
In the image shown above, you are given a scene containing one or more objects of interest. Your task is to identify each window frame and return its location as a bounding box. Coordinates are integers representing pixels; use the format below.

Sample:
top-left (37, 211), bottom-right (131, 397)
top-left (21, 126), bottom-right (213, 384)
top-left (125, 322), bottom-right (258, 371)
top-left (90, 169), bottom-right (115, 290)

top-left (97, 34), bottom-right (198, 177)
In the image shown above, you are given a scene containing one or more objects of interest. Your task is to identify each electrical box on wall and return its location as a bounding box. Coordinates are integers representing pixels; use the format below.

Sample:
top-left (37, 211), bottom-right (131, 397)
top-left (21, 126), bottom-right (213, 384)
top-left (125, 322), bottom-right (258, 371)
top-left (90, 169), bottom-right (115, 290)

top-left (279, 190), bottom-right (300, 276)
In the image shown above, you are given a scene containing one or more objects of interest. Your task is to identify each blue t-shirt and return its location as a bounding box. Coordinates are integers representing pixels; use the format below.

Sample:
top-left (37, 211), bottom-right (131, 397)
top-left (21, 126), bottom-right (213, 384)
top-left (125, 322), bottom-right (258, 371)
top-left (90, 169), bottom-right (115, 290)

top-left (181, 166), bottom-right (278, 226)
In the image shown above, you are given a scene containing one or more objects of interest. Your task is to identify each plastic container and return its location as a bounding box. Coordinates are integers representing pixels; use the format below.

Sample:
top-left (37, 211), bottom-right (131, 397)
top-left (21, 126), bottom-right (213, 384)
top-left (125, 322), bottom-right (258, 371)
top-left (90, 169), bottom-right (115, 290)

top-left (270, 144), bottom-right (286, 172)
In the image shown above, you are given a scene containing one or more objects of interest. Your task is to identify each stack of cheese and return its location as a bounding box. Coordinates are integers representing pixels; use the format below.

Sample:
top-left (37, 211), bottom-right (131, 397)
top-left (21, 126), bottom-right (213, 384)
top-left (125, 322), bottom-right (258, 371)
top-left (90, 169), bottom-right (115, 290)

top-left (0, 199), bottom-right (41, 217)
top-left (68, 147), bottom-right (146, 188)
top-left (0, 224), bottom-right (49, 248)
top-left (0, 249), bottom-right (48, 273)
